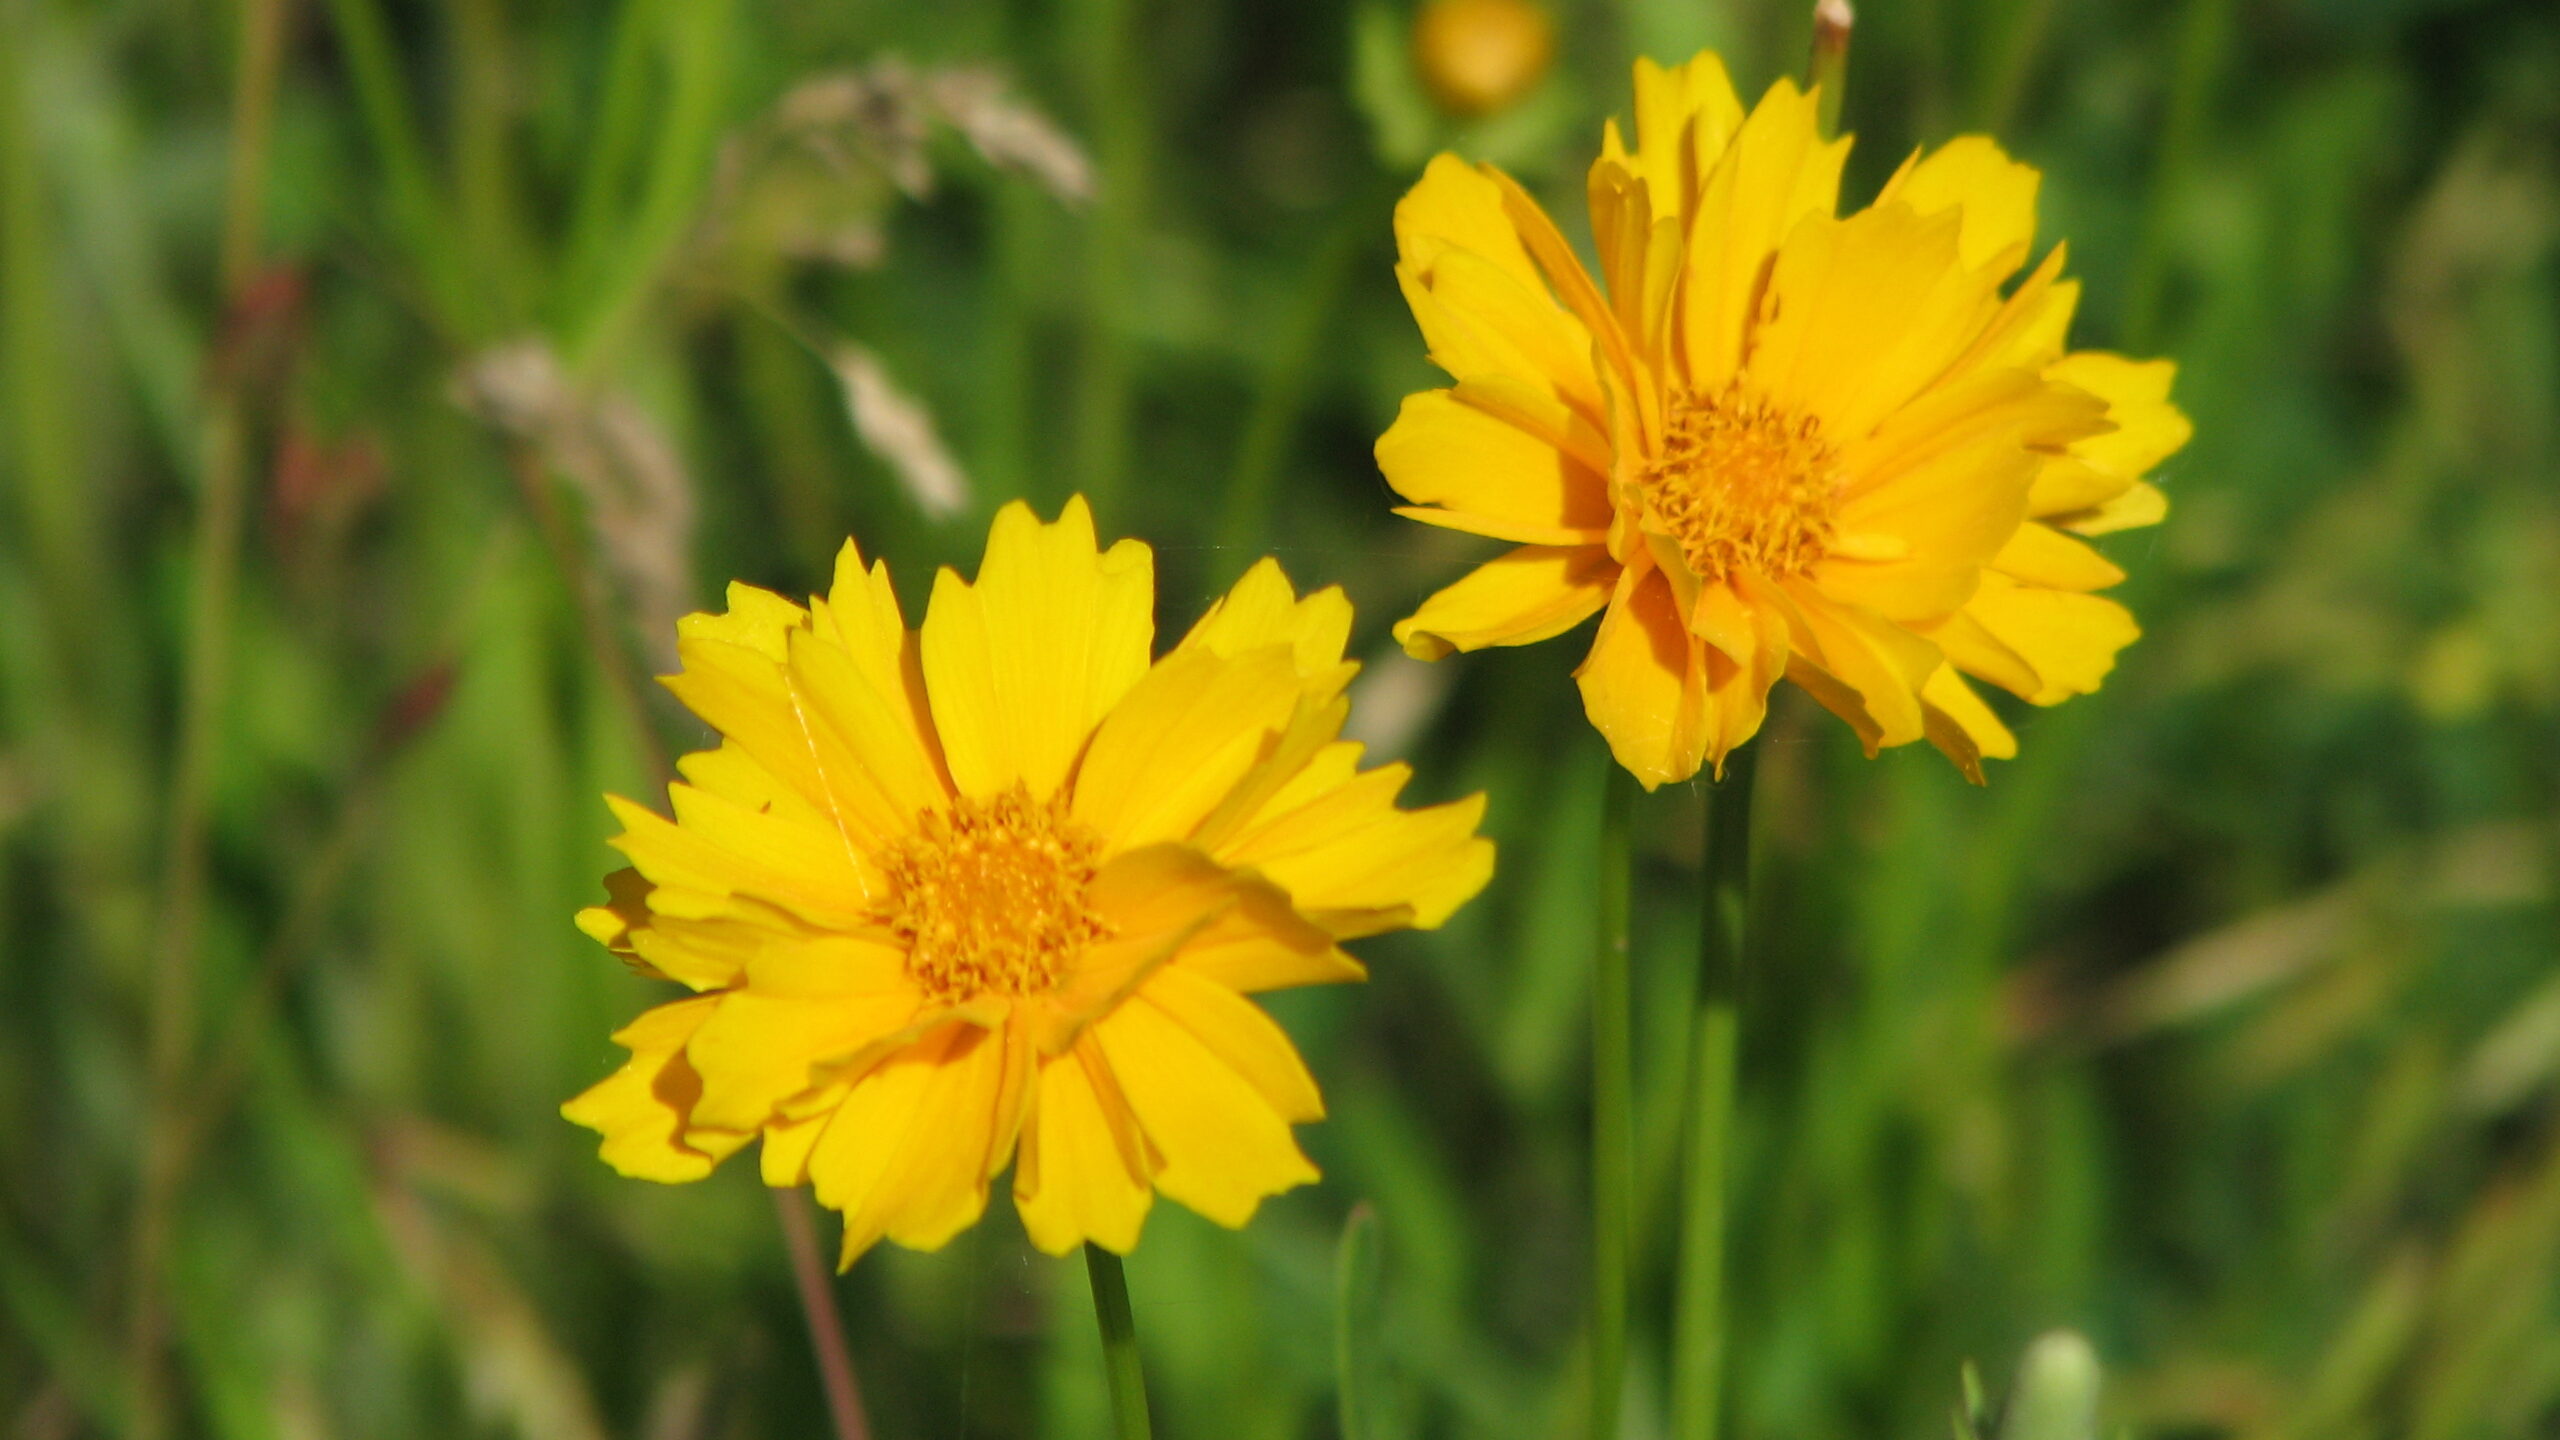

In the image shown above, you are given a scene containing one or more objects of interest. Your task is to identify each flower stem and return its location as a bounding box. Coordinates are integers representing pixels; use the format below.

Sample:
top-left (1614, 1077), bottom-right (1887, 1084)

top-left (1086, 1244), bottom-right (1155, 1440)
top-left (1669, 744), bottom-right (1758, 1440)
top-left (776, 1192), bottom-right (872, 1440)
top-left (1590, 761), bottom-right (1639, 1440)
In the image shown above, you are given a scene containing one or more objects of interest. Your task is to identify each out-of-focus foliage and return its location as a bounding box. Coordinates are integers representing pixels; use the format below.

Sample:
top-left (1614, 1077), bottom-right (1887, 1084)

top-left (1, 0), bottom-right (2555, 1435)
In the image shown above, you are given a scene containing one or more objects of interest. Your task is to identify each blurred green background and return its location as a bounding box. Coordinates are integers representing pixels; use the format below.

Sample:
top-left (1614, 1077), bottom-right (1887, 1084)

top-left (4, 0), bottom-right (2558, 1434)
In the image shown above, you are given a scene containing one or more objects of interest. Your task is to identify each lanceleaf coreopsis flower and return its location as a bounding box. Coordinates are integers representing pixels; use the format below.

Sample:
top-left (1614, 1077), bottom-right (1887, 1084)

top-left (1385, 52), bottom-right (2190, 786)
top-left (567, 499), bottom-right (1492, 1265)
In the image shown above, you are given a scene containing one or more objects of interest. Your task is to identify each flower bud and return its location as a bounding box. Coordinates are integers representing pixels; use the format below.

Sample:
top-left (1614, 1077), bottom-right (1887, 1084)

top-left (2001, 1331), bottom-right (2102, 1440)
top-left (1411, 0), bottom-right (1554, 119)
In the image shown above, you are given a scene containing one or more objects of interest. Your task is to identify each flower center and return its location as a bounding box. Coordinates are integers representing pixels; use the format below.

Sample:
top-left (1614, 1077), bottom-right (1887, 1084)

top-left (873, 786), bottom-right (1112, 1003)
top-left (1634, 382), bottom-right (1841, 583)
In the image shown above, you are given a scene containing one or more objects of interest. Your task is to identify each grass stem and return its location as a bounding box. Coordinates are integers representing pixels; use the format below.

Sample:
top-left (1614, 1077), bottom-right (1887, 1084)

top-left (1669, 744), bottom-right (1757, 1440)
top-left (2124, 0), bottom-right (2230, 350)
top-left (128, 1), bottom-right (291, 1431)
top-left (1211, 185), bottom-right (1381, 584)
top-left (316, 0), bottom-right (470, 331)
top-left (1073, 0), bottom-right (1143, 518)
top-left (1589, 761), bottom-right (1638, 1440)
top-left (1086, 1244), bottom-right (1154, 1440)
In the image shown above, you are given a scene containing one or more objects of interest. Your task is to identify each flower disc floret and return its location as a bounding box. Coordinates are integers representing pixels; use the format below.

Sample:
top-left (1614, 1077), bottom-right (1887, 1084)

top-left (876, 787), bottom-right (1112, 1003)
top-left (1637, 382), bottom-right (1841, 584)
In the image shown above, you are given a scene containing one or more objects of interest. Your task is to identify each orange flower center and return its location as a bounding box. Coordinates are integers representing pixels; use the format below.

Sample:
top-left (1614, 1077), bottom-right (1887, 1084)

top-left (874, 786), bottom-right (1112, 1003)
top-left (1635, 382), bottom-right (1841, 583)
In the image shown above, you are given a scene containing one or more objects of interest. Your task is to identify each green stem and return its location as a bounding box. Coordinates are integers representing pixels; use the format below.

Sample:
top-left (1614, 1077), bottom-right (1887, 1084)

top-left (1970, 0), bottom-right (2055, 134)
top-left (564, 0), bottom-right (735, 372)
top-left (1589, 762), bottom-right (1638, 1440)
top-left (1085, 1244), bottom-right (1154, 1440)
top-left (452, 0), bottom-right (530, 328)
top-left (1211, 185), bottom-right (1381, 583)
top-left (1669, 744), bottom-right (1757, 1440)
top-left (561, 0), bottom-right (662, 320)
top-left (316, 0), bottom-right (471, 333)
top-left (1072, 0), bottom-right (1143, 517)
top-left (1809, 0), bottom-right (1852, 139)
top-left (2123, 0), bottom-right (2231, 351)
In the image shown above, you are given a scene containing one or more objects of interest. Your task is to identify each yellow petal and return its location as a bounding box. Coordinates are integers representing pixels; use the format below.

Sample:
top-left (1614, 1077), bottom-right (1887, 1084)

top-left (1187, 691), bottom-right (1354, 856)
top-left (676, 582), bottom-right (807, 662)
top-left (1378, 389), bottom-right (1613, 546)
top-left (1875, 135), bottom-right (2041, 275)
top-left (1216, 759), bottom-right (1493, 937)
top-left (1042, 843), bottom-right (1313, 1051)
top-left (1014, 1040), bottom-right (1154, 1255)
top-left (784, 623), bottom-right (952, 830)
top-left (685, 984), bottom-right (923, 1135)
top-left (1172, 902), bottom-right (1368, 993)
top-left (1700, 572), bottom-right (1793, 771)
top-left (813, 538), bottom-right (919, 698)
top-left (1678, 78), bottom-right (1849, 388)
top-left (810, 1020), bottom-right (1032, 1266)
top-left (1919, 666), bottom-right (2017, 784)
top-left (2026, 454), bottom-right (2132, 518)
top-left (677, 742), bottom-right (818, 822)
top-left (758, 1082), bottom-right (844, 1187)
top-left (1072, 645), bottom-right (1341, 850)
top-left (1136, 966), bottom-right (1324, 1123)
top-left (659, 572), bottom-right (943, 852)
top-left (1574, 563), bottom-right (1709, 788)
top-left (1921, 603), bottom-right (2043, 701)
top-left (1837, 360), bottom-right (2105, 506)
top-left (600, 798), bottom-right (815, 989)
top-left (1747, 201), bottom-right (2009, 444)
top-left (1396, 151), bottom-right (1546, 302)
top-left (920, 497), bottom-right (1155, 801)
top-left (576, 867), bottom-right (652, 958)
top-left (1177, 559), bottom-right (1353, 677)
top-left (1395, 153), bottom-right (1607, 423)
top-left (2048, 353), bottom-right (2190, 483)
top-left (749, 933), bottom-right (913, 997)
top-left (660, 635), bottom-right (854, 827)
top-left (1621, 51), bottom-right (1748, 224)
top-left (664, 781), bottom-right (880, 923)
top-left (1092, 998), bottom-right (1320, 1229)
top-left (1482, 166), bottom-right (1642, 400)
top-left (1990, 522), bottom-right (2126, 592)
top-left (562, 996), bottom-right (724, 1183)
top-left (1776, 582), bottom-right (1941, 752)
top-left (661, 630), bottom-right (922, 852)
top-left (1956, 572), bottom-right (2141, 704)
top-left (2060, 480), bottom-right (2168, 536)
top-left (1946, 246), bottom-right (2079, 379)
top-left (1822, 372), bottom-right (2104, 623)
top-left (1394, 545), bottom-right (1615, 660)
top-left (1587, 158), bottom-right (1657, 345)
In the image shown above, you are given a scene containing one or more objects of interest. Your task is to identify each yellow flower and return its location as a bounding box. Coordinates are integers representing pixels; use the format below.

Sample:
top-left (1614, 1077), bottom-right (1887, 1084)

top-left (565, 498), bottom-right (1493, 1266)
top-left (1384, 52), bottom-right (2190, 786)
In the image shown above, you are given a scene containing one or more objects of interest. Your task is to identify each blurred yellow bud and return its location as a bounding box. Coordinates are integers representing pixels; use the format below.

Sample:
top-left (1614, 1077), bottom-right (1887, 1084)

top-left (1411, 0), bottom-right (1554, 119)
